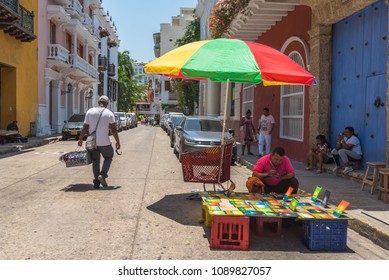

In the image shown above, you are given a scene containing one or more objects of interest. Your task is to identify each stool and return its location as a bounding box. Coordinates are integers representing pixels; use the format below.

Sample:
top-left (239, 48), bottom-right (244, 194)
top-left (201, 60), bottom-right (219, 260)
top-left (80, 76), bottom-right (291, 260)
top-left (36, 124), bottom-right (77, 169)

top-left (361, 162), bottom-right (387, 194)
top-left (378, 170), bottom-right (389, 203)
top-left (255, 217), bottom-right (282, 237)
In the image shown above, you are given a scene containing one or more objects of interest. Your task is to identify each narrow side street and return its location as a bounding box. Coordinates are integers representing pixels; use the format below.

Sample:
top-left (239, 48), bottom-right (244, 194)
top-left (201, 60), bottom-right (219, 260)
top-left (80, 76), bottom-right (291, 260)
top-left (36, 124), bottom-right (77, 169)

top-left (0, 125), bottom-right (388, 260)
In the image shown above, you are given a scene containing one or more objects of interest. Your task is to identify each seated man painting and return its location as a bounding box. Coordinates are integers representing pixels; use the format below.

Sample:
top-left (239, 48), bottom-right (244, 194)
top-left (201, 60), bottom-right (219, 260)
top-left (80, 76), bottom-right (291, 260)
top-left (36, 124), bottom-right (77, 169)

top-left (252, 146), bottom-right (299, 194)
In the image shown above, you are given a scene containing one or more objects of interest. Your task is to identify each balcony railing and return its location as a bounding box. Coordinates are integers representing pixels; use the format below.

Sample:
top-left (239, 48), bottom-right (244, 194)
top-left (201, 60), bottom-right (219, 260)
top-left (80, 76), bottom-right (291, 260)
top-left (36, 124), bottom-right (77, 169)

top-left (48, 44), bottom-right (70, 63)
top-left (0, 0), bottom-right (19, 24)
top-left (1, 3), bottom-right (36, 42)
top-left (83, 13), bottom-right (93, 32)
top-left (108, 63), bottom-right (115, 76)
top-left (98, 55), bottom-right (107, 71)
top-left (69, 54), bottom-right (98, 78)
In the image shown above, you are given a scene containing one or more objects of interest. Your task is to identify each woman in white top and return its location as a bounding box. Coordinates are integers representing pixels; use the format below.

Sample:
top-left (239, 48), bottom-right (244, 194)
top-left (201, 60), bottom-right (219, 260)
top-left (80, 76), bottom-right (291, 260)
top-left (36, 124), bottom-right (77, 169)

top-left (331, 126), bottom-right (363, 173)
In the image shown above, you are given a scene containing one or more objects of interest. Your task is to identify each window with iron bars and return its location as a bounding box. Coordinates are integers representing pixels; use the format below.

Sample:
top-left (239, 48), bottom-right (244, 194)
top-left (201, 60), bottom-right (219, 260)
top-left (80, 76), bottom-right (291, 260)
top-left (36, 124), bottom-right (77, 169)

top-left (280, 51), bottom-right (305, 141)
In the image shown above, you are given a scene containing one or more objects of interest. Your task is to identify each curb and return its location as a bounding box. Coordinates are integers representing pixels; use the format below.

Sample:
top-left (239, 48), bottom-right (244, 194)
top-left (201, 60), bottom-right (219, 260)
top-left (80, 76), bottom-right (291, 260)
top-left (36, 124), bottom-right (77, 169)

top-left (0, 136), bottom-right (61, 156)
top-left (236, 155), bottom-right (389, 251)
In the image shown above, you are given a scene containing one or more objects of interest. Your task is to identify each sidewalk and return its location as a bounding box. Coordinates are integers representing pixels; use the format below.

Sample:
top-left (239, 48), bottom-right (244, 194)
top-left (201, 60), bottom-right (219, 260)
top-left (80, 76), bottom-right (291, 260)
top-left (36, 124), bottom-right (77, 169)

top-left (236, 143), bottom-right (389, 250)
top-left (0, 135), bottom-right (62, 156)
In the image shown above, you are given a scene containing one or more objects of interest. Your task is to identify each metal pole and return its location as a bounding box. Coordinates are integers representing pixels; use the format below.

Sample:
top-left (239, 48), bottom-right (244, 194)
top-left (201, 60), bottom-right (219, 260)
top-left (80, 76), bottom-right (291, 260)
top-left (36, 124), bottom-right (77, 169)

top-left (221, 79), bottom-right (230, 145)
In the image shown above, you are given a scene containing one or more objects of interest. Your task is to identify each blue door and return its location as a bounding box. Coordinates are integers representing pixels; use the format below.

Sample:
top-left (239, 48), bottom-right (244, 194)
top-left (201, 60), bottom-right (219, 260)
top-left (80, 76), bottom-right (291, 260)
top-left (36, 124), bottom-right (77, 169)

top-left (331, 0), bottom-right (388, 165)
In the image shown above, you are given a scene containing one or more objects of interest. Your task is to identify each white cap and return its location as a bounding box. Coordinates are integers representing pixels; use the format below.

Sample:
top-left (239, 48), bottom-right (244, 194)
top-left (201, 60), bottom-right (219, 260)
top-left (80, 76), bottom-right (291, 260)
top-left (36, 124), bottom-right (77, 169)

top-left (98, 95), bottom-right (109, 103)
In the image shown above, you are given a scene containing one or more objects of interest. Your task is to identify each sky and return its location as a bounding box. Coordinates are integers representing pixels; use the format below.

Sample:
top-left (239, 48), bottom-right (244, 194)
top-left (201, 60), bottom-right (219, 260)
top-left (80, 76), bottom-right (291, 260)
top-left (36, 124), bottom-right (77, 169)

top-left (103, 0), bottom-right (198, 62)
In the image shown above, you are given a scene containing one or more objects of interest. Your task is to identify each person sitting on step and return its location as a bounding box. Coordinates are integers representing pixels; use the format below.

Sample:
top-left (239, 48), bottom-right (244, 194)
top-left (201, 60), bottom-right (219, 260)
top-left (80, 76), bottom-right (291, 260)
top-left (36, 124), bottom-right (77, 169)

top-left (306, 134), bottom-right (333, 174)
top-left (331, 126), bottom-right (362, 174)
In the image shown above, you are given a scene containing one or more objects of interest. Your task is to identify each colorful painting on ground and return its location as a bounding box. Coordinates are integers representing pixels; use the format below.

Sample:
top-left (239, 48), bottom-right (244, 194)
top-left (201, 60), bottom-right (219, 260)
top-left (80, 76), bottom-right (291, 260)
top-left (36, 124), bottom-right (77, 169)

top-left (200, 192), bottom-right (352, 220)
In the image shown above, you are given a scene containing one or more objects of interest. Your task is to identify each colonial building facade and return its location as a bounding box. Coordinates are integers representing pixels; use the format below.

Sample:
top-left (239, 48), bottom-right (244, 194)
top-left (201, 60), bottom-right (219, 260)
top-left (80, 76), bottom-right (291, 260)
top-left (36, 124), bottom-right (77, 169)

top-left (0, 0), bottom-right (37, 136)
top-left (37, 0), bottom-right (119, 136)
top-left (195, 0), bottom-right (388, 166)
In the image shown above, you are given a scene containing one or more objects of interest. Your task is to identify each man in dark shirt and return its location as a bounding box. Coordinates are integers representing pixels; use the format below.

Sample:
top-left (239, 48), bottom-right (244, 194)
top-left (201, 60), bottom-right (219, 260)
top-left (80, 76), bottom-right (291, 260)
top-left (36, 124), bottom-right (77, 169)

top-left (7, 120), bottom-right (19, 131)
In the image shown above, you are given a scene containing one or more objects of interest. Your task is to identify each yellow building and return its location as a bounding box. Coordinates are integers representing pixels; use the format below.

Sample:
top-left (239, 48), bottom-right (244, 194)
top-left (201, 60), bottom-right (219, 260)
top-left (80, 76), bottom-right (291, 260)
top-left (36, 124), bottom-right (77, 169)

top-left (0, 0), bottom-right (37, 135)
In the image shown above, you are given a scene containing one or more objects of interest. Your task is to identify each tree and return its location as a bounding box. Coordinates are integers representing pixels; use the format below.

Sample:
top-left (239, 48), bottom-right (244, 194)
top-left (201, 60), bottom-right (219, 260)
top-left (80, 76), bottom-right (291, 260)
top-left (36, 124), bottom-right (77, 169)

top-left (174, 17), bottom-right (200, 115)
top-left (117, 51), bottom-right (147, 112)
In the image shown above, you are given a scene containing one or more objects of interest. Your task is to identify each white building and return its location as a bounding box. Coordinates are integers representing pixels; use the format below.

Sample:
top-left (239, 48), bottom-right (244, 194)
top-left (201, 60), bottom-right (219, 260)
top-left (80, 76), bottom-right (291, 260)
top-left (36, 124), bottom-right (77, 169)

top-left (37, 0), bottom-right (119, 136)
top-left (195, 0), bottom-right (224, 118)
top-left (132, 60), bottom-right (152, 85)
top-left (152, 7), bottom-right (195, 114)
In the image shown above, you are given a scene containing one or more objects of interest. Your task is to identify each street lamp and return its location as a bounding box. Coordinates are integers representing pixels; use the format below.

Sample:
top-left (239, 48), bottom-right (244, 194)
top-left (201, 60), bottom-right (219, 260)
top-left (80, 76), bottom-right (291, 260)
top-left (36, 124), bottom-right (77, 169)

top-left (61, 83), bottom-right (73, 95)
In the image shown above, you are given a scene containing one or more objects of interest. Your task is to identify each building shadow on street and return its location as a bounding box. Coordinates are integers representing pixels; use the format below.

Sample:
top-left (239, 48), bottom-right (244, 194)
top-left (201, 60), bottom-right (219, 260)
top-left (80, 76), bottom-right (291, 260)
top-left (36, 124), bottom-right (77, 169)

top-left (0, 148), bottom-right (35, 159)
top-left (61, 184), bottom-right (121, 192)
top-left (147, 193), bottom-right (203, 227)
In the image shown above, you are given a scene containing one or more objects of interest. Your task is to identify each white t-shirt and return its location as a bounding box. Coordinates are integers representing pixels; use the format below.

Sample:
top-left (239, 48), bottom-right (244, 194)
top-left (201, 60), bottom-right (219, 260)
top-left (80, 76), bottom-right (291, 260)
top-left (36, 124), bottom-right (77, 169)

top-left (84, 107), bottom-right (115, 146)
top-left (259, 114), bottom-right (275, 135)
top-left (344, 135), bottom-right (362, 155)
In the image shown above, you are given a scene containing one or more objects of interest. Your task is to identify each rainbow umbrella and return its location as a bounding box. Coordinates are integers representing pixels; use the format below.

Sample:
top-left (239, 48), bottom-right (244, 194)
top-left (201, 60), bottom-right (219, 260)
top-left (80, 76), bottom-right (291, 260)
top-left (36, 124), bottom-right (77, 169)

top-left (145, 38), bottom-right (315, 144)
top-left (144, 38), bottom-right (316, 86)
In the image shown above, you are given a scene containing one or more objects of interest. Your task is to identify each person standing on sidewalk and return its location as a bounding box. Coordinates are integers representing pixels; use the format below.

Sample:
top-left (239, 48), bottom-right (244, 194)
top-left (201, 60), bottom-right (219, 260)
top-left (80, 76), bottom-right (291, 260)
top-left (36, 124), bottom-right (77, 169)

top-left (78, 96), bottom-right (120, 189)
top-left (240, 109), bottom-right (256, 156)
top-left (257, 107), bottom-right (275, 157)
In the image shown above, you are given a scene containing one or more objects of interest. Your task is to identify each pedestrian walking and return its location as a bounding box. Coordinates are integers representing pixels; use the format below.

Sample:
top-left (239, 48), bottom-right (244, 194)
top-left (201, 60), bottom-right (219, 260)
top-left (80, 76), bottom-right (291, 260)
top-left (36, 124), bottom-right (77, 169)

top-left (257, 107), bottom-right (275, 157)
top-left (78, 96), bottom-right (120, 189)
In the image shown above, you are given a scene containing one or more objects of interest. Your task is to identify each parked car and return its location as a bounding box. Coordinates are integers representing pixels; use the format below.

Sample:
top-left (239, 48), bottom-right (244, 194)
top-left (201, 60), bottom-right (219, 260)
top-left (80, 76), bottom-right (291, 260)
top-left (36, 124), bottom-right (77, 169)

top-left (62, 114), bottom-right (85, 141)
top-left (166, 112), bottom-right (184, 136)
top-left (129, 113), bottom-right (138, 128)
top-left (114, 112), bottom-right (129, 130)
top-left (126, 113), bottom-right (133, 128)
top-left (160, 114), bottom-right (169, 131)
top-left (173, 116), bottom-right (235, 161)
top-left (169, 115), bottom-right (184, 148)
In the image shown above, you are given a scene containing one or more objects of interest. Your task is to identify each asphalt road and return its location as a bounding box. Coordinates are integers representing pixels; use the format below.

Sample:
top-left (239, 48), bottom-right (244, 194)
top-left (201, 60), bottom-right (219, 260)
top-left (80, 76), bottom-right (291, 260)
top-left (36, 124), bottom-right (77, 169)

top-left (0, 125), bottom-right (388, 260)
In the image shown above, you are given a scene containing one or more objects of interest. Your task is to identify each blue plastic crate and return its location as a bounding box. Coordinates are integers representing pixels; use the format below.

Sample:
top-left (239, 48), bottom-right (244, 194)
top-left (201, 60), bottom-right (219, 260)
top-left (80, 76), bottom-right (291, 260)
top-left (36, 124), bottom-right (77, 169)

top-left (302, 220), bottom-right (348, 251)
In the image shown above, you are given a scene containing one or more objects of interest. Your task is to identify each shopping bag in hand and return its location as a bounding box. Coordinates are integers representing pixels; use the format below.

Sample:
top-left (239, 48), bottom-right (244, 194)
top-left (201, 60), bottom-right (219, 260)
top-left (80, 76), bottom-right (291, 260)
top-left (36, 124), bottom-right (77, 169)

top-left (59, 148), bottom-right (92, 168)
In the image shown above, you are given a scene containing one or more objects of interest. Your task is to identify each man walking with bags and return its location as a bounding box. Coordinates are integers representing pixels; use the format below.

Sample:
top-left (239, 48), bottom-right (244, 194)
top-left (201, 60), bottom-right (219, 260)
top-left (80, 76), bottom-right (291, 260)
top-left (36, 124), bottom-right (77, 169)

top-left (78, 96), bottom-right (120, 189)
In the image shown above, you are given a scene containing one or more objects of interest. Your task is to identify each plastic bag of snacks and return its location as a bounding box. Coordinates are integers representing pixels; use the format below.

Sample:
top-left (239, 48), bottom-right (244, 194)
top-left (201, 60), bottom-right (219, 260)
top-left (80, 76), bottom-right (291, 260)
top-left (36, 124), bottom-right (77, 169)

top-left (59, 149), bottom-right (92, 167)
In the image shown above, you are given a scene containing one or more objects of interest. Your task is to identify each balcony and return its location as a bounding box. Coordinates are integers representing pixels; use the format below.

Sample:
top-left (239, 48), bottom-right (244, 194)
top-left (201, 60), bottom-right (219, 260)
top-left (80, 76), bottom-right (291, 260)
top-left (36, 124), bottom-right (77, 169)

top-left (98, 55), bottom-right (107, 71)
top-left (65, 0), bottom-right (83, 19)
top-left (69, 54), bottom-right (98, 79)
top-left (108, 63), bottom-right (115, 76)
top-left (89, 0), bottom-right (102, 10)
top-left (48, 44), bottom-right (70, 68)
top-left (82, 13), bottom-right (93, 32)
top-left (154, 43), bottom-right (160, 58)
top-left (0, 0), bottom-right (20, 25)
top-left (1, 3), bottom-right (36, 42)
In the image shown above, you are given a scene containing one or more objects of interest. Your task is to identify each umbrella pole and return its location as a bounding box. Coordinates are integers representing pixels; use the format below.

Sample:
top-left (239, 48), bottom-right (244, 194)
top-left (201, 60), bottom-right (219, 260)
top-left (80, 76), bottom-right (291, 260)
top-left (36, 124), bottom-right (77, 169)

top-left (218, 79), bottom-right (229, 186)
top-left (221, 79), bottom-right (230, 146)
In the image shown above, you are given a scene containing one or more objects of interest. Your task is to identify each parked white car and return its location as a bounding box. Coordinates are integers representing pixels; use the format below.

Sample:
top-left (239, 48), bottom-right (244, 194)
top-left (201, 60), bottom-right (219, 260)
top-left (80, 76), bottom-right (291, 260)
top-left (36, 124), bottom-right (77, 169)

top-left (114, 112), bottom-right (129, 130)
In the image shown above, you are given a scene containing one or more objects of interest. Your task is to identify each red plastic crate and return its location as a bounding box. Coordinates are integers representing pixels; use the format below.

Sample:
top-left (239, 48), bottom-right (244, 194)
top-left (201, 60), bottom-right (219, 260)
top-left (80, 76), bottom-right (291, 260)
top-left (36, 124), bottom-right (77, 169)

top-left (210, 216), bottom-right (250, 250)
top-left (255, 217), bottom-right (283, 237)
